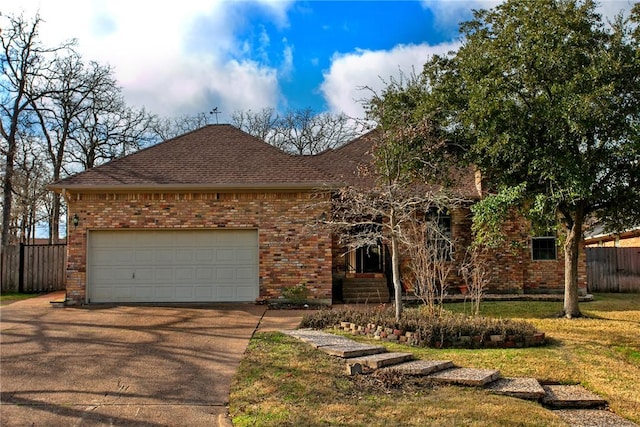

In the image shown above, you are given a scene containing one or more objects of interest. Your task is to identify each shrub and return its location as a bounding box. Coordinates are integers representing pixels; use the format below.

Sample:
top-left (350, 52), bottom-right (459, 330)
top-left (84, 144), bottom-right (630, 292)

top-left (300, 306), bottom-right (541, 349)
top-left (281, 283), bottom-right (310, 304)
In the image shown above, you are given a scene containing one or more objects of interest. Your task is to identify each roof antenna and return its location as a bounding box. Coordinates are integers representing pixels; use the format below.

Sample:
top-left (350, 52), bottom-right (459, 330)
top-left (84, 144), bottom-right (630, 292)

top-left (209, 107), bottom-right (221, 125)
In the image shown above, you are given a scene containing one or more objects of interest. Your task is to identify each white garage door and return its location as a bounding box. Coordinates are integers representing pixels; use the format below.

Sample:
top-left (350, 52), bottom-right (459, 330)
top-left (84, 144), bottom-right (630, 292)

top-left (88, 230), bottom-right (259, 303)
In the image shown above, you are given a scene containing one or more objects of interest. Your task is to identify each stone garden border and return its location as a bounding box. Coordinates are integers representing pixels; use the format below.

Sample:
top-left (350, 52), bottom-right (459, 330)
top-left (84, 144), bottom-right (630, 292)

top-left (334, 321), bottom-right (546, 349)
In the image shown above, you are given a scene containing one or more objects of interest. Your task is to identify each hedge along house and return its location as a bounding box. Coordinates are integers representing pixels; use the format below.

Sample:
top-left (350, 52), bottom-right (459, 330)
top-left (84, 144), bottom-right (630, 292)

top-left (50, 125), bottom-right (586, 306)
top-left (49, 125), bottom-right (337, 305)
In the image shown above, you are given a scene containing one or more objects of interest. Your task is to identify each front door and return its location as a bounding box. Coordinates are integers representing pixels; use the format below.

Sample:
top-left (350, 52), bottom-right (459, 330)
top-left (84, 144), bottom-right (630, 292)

top-left (355, 245), bottom-right (384, 273)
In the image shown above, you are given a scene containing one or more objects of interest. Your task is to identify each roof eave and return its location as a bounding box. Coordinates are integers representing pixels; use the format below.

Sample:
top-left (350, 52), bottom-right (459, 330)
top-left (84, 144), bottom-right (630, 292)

top-left (47, 182), bottom-right (341, 193)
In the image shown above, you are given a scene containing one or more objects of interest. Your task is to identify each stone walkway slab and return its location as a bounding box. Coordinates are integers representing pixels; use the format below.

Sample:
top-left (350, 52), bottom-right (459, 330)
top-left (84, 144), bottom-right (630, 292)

top-left (321, 343), bottom-right (386, 358)
top-left (485, 377), bottom-right (546, 400)
top-left (553, 409), bottom-right (639, 427)
top-left (383, 360), bottom-right (454, 375)
top-left (428, 368), bottom-right (501, 386)
top-left (347, 352), bottom-right (413, 369)
top-left (284, 330), bottom-right (355, 348)
top-left (542, 385), bottom-right (607, 409)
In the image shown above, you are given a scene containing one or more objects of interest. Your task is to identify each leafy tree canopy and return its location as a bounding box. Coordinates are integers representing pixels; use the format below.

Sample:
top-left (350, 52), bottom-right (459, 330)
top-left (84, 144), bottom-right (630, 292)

top-left (421, 0), bottom-right (640, 317)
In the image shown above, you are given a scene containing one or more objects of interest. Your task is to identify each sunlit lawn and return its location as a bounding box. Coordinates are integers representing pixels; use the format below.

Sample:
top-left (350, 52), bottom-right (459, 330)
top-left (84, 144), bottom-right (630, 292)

top-left (230, 293), bottom-right (640, 426)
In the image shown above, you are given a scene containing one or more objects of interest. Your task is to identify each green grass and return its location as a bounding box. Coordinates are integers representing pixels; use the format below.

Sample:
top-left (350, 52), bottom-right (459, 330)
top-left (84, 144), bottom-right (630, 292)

top-left (230, 293), bottom-right (640, 426)
top-left (0, 292), bottom-right (40, 303)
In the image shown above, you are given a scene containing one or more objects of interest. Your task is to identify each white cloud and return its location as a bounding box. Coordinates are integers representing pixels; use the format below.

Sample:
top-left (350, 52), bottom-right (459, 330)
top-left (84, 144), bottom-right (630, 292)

top-left (4, 0), bottom-right (287, 119)
top-left (320, 42), bottom-right (460, 119)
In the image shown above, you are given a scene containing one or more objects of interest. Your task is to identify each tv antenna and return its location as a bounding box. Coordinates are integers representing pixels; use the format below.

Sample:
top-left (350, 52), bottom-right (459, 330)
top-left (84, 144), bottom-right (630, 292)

top-left (209, 107), bottom-right (221, 125)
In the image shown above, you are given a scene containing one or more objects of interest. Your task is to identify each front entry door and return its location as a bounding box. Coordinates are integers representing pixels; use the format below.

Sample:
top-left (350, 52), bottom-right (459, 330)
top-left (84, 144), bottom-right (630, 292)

top-left (355, 245), bottom-right (383, 273)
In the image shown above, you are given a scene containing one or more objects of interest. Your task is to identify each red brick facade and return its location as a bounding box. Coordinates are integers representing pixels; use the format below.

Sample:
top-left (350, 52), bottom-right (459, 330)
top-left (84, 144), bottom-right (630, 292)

top-left (64, 190), bottom-right (332, 305)
top-left (441, 208), bottom-right (587, 295)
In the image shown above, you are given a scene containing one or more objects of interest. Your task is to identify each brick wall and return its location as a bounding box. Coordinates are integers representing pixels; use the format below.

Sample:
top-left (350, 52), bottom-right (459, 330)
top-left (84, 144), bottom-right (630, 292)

top-left (65, 191), bottom-right (332, 305)
top-left (335, 206), bottom-right (586, 296)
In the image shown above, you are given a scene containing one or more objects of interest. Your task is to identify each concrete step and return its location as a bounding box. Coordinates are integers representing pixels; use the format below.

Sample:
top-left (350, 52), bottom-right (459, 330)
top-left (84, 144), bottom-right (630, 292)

top-left (284, 330), bottom-right (387, 357)
top-left (342, 296), bottom-right (390, 304)
top-left (485, 377), bottom-right (546, 400)
top-left (346, 352), bottom-right (414, 369)
top-left (321, 343), bottom-right (387, 358)
top-left (542, 385), bottom-right (608, 409)
top-left (383, 359), bottom-right (454, 375)
top-left (284, 329), bottom-right (360, 349)
top-left (428, 367), bottom-right (502, 387)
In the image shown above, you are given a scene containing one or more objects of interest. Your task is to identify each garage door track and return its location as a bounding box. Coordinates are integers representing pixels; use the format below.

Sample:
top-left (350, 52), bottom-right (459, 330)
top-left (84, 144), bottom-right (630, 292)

top-left (0, 293), bottom-right (267, 426)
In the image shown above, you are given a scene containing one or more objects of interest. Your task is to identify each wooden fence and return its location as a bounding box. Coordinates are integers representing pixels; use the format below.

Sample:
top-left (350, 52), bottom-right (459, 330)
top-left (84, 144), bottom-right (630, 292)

top-left (0, 244), bottom-right (67, 293)
top-left (586, 247), bottom-right (640, 293)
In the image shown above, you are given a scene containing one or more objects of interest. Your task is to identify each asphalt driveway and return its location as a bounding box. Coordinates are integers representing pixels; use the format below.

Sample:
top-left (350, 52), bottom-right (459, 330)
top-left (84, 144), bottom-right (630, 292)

top-left (0, 293), bottom-right (268, 426)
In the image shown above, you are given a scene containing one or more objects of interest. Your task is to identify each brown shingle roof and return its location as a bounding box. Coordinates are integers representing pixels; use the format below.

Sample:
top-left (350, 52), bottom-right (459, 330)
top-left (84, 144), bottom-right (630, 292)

top-left (311, 130), bottom-right (481, 199)
top-left (311, 130), bottom-right (377, 188)
top-left (50, 124), bottom-right (481, 198)
top-left (49, 125), bottom-right (336, 191)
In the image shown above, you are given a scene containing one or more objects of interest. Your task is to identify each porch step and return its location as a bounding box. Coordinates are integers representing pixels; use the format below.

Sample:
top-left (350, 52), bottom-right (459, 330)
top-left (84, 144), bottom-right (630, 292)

top-left (428, 367), bottom-right (502, 386)
top-left (342, 278), bottom-right (390, 303)
top-left (321, 343), bottom-right (387, 358)
top-left (541, 385), bottom-right (608, 409)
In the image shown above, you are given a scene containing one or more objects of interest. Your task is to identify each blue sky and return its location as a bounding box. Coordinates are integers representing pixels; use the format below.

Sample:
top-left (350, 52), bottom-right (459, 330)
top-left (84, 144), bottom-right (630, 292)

top-left (5, 0), bottom-right (634, 121)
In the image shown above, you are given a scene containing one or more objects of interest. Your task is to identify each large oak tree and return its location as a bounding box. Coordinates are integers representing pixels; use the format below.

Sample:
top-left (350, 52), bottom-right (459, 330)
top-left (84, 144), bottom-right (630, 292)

top-left (422, 0), bottom-right (639, 317)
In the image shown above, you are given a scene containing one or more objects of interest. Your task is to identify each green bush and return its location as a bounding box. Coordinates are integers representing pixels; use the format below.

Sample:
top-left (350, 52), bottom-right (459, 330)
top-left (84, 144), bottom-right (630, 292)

top-left (281, 283), bottom-right (310, 304)
top-left (300, 306), bottom-right (541, 349)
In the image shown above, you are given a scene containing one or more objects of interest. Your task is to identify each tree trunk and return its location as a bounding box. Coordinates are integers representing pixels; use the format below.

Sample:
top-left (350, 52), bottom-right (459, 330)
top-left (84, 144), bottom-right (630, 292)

top-left (1, 146), bottom-right (16, 247)
top-left (390, 211), bottom-right (403, 321)
top-left (563, 207), bottom-right (584, 318)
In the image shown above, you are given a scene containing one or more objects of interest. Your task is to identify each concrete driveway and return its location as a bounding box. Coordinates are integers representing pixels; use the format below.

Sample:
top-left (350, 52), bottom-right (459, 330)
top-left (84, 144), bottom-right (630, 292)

top-left (0, 293), bottom-right (268, 426)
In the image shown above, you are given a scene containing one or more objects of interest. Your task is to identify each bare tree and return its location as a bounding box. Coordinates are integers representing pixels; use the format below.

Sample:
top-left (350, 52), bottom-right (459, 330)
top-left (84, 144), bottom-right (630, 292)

top-left (151, 112), bottom-right (210, 141)
top-left (231, 108), bottom-right (278, 143)
top-left (12, 135), bottom-right (50, 243)
top-left (1, 13), bottom-right (74, 245)
top-left (458, 244), bottom-right (491, 316)
top-left (402, 211), bottom-right (456, 315)
top-left (232, 107), bottom-right (363, 154)
top-left (31, 56), bottom-right (115, 241)
top-left (67, 89), bottom-right (156, 171)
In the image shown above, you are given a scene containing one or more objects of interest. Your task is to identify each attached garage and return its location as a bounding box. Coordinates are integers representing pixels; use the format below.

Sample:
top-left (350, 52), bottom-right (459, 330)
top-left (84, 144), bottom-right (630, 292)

top-left (87, 229), bottom-right (259, 303)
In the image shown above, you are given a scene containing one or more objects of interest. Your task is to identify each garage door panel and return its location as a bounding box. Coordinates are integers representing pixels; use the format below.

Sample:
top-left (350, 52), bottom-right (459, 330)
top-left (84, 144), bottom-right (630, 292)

top-left (134, 250), bottom-right (154, 263)
top-left (195, 249), bottom-right (214, 262)
top-left (236, 267), bottom-right (257, 280)
top-left (156, 249), bottom-right (174, 263)
top-left (88, 230), bottom-right (258, 303)
top-left (93, 248), bottom-right (135, 265)
top-left (216, 268), bottom-right (235, 281)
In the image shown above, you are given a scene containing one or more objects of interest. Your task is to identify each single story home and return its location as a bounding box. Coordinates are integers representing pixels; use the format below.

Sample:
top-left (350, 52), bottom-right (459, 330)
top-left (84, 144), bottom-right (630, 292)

top-left (49, 125), bottom-right (586, 305)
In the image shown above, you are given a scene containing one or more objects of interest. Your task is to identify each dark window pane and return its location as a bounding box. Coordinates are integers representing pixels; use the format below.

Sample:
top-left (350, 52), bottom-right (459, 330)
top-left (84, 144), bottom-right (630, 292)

top-left (532, 237), bottom-right (556, 260)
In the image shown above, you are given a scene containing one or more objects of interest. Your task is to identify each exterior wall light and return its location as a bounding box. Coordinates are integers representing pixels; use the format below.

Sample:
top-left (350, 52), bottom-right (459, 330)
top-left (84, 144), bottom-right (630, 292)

top-left (72, 214), bottom-right (79, 228)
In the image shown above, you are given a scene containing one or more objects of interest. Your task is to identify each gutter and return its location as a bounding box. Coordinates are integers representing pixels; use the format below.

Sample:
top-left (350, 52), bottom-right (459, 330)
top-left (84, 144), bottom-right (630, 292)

top-left (47, 182), bottom-right (343, 194)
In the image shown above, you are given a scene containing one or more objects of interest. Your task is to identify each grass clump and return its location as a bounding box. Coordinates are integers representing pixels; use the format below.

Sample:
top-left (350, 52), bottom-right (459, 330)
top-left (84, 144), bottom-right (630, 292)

top-left (301, 306), bottom-right (540, 348)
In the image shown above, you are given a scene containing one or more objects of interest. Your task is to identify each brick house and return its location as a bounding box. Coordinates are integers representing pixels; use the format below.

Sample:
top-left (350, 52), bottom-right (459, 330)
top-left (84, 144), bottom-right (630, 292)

top-left (50, 125), bottom-right (585, 305)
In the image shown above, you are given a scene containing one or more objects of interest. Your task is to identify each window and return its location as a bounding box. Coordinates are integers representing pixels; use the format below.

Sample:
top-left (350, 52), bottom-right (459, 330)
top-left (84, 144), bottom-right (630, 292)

top-left (426, 208), bottom-right (453, 260)
top-left (532, 235), bottom-right (556, 260)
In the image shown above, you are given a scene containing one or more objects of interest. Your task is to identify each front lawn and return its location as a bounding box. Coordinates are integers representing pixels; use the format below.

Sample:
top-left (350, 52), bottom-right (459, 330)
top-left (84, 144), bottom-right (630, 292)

top-left (229, 293), bottom-right (640, 426)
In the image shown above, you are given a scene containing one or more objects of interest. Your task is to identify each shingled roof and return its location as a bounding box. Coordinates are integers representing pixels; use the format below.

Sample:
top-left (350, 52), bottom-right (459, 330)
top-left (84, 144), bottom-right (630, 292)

top-left (50, 124), bottom-right (481, 198)
top-left (49, 125), bottom-right (337, 191)
top-left (311, 130), bottom-right (481, 199)
top-left (311, 130), bottom-right (378, 188)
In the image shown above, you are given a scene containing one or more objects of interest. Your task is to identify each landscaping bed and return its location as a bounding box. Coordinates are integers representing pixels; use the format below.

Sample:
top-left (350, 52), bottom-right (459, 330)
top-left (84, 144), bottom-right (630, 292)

top-left (301, 307), bottom-right (545, 349)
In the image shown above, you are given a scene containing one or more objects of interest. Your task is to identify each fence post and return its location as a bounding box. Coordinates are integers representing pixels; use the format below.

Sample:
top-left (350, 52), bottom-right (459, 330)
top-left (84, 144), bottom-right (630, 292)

top-left (18, 242), bottom-right (25, 293)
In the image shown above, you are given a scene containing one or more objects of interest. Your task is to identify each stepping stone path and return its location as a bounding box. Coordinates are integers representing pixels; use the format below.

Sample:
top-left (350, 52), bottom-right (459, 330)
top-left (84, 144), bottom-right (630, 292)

top-left (284, 329), bottom-right (638, 427)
